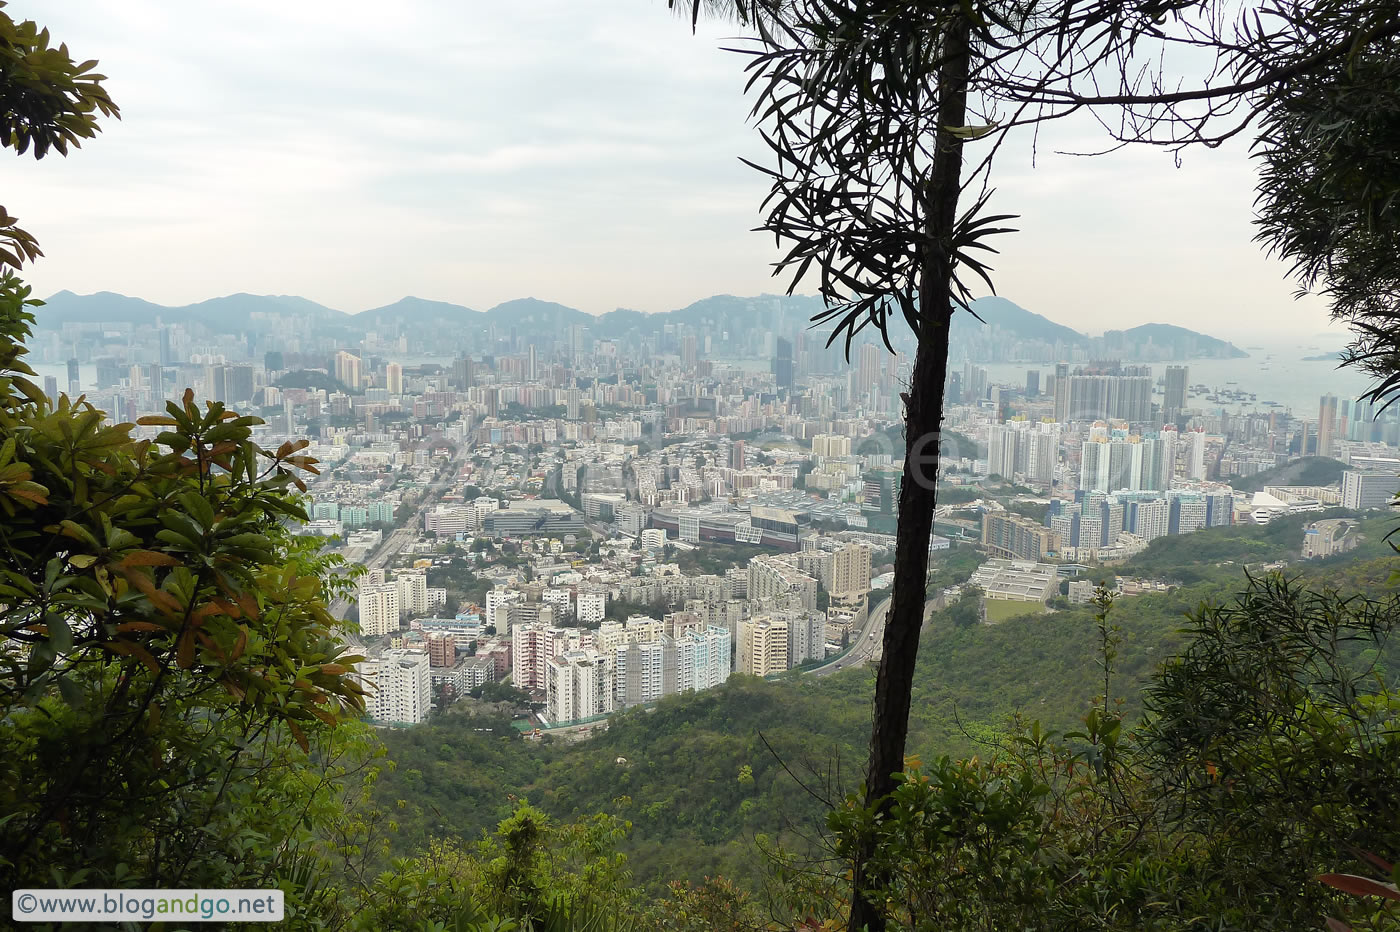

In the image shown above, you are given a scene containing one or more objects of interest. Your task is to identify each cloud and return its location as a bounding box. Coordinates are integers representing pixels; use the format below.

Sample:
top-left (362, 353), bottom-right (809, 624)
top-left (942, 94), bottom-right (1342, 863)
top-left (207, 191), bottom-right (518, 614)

top-left (2, 0), bottom-right (1341, 336)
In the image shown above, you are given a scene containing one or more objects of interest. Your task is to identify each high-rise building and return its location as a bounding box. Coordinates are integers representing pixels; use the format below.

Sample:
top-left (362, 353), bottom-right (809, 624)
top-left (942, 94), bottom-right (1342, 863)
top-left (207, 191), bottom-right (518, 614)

top-left (1318, 394), bottom-right (1339, 457)
top-left (452, 355), bottom-right (474, 389)
top-left (812, 433), bottom-right (852, 458)
top-left (396, 570), bottom-right (428, 616)
top-left (785, 610), bottom-right (827, 665)
top-left (512, 623), bottom-right (588, 691)
top-left (334, 350), bottom-right (362, 390)
top-left (66, 358), bottom-right (80, 397)
top-left (1025, 370), bottom-right (1040, 398)
top-left (226, 364), bottom-right (254, 404)
top-left (427, 633), bottom-right (457, 668)
top-left (1341, 470), bottom-right (1400, 510)
top-left (981, 512), bottom-right (1059, 561)
top-left (773, 337), bottom-right (794, 390)
top-left (357, 583), bottom-right (401, 638)
top-left (731, 440), bottom-right (746, 471)
top-left (1187, 429), bottom-right (1207, 480)
top-left (42, 375), bottom-right (58, 405)
top-left (385, 363), bottom-right (403, 395)
top-left (857, 344), bottom-right (882, 397)
top-left (358, 649), bottom-right (432, 725)
top-left (747, 556), bottom-right (818, 610)
top-left (830, 543), bottom-right (872, 598)
top-left (739, 615), bottom-right (789, 676)
top-left (1164, 366), bottom-right (1188, 421)
top-left (681, 335), bottom-right (698, 369)
top-left (576, 588), bottom-right (606, 625)
top-left (546, 649), bottom-right (614, 723)
top-left (1080, 437), bottom-right (1146, 493)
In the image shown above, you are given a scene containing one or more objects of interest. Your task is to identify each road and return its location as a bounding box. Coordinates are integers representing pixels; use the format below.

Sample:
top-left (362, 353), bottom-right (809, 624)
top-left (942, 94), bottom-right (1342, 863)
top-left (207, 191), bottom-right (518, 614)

top-left (807, 590), bottom-right (949, 678)
top-left (327, 443), bottom-right (474, 621)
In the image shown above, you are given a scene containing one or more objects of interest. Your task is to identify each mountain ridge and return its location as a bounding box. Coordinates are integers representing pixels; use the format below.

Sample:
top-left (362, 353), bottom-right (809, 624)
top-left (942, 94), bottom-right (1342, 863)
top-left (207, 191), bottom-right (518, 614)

top-left (33, 289), bottom-right (1246, 360)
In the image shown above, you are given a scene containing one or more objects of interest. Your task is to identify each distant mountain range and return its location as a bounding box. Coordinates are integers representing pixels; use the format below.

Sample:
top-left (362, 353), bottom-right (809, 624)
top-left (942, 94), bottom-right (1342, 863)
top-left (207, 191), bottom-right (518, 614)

top-left (34, 290), bottom-right (1246, 362)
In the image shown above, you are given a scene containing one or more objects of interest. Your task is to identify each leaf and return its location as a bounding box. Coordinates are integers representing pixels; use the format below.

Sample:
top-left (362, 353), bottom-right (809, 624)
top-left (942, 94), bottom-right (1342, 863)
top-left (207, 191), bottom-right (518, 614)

top-left (119, 550), bottom-right (179, 568)
top-left (1318, 873), bottom-right (1400, 900)
top-left (102, 639), bottom-right (161, 674)
top-left (287, 720), bottom-right (309, 753)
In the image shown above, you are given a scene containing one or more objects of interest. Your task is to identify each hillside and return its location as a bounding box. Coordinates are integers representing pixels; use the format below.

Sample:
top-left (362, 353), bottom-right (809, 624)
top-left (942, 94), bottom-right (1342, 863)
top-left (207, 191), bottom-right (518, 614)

top-left (35, 289), bottom-right (1244, 362)
top-left (1101, 322), bottom-right (1248, 359)
top-left (1227, 456), bottom-right (1348, 492)
top-left (374, 517), bottom-right (1400, 893)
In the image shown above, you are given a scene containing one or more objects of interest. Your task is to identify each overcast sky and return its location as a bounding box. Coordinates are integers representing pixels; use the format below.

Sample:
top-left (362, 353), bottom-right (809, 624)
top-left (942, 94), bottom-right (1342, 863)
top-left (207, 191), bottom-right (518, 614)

top-left (8, 1), bottom-right (1338, 340)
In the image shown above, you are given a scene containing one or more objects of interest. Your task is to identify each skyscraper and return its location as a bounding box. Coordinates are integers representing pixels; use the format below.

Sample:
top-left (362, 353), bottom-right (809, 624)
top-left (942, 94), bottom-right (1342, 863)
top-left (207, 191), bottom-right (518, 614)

top-left (1318, 394), bottom-right (1339, 457)
top-left (1164, 366), bottom-right (1188, 421)
top-left (773, 337), bottom-right (794, 390)
top-left (385, 362), bottom-right (403, 395)
top-left (66, 358), bottom-right (80, 397)
top-left (1025, 370), bottom-right (1040, 398)
top-left (334, 350), bottom-right (362, 390)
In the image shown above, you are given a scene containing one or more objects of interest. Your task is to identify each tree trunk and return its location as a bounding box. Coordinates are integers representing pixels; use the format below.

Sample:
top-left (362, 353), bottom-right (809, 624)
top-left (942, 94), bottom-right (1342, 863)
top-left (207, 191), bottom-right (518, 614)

top-left (847, 15), bottom-right (971, 932)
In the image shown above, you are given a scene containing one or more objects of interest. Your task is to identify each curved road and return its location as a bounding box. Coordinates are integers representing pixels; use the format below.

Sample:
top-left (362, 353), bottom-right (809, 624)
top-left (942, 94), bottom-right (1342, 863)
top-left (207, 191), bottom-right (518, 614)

top-left (807, 590), bottom-right (946, 677)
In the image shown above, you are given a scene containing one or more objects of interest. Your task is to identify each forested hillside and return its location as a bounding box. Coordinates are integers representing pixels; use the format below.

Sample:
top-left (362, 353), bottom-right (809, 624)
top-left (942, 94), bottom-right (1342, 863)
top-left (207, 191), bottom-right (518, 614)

top-left (374, 518), bottom-right (1400, 892)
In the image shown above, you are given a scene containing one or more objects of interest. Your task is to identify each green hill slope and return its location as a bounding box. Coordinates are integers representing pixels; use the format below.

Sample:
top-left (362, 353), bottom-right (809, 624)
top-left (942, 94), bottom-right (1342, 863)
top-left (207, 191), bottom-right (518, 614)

top-left (373, 521), bottom-right (1400, 892)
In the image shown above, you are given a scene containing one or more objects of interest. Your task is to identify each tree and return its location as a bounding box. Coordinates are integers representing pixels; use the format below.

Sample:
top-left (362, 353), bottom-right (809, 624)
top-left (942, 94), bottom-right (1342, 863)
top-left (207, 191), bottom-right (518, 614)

top-left (675, 0), bottom-right (1400, 923)
top-left (0, 8), bottom-right (370, 894)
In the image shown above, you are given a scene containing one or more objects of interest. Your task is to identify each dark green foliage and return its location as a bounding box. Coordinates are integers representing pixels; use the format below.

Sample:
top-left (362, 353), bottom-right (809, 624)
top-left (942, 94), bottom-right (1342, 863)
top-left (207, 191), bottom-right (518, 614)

top-left (277, 369), bottom-right (354, 395)
top-left (1141, 573), bottom-right (1400, 926)
top-left (673, 542), bottom-right (765, 576)
top-left (1228, 456), bottom-right (1348, 491)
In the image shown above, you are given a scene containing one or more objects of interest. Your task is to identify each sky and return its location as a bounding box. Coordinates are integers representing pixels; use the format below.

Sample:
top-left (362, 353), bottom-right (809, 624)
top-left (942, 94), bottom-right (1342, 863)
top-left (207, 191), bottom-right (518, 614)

top-left (7, 0), bottom-right (1338, 340)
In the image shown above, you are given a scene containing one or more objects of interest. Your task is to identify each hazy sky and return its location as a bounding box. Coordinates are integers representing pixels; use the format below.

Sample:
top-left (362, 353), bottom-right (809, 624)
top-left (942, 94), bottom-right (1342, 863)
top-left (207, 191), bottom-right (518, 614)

top-left (9, 1), bottom-right (1337, 340)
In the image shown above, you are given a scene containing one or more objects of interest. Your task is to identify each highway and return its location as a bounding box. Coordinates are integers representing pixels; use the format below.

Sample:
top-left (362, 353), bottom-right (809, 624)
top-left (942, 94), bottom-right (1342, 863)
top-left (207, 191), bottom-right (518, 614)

top-left (326, 444), bottom-right (474, 622)
top-left (806, 589), bottom-right (948, 678)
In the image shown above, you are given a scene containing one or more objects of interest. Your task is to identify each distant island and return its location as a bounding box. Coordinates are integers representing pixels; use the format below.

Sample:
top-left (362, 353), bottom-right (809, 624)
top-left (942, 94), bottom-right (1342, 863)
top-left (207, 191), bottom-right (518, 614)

top-left (1302, 350), bottom-right (1346, 361)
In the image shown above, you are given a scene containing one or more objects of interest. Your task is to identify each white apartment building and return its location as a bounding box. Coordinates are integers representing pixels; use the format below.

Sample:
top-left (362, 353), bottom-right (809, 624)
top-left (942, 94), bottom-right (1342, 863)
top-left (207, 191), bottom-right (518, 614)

top-left (396, 570), bottom-right (428, 616)
top-left (784, 610), bottom-right (828, 666)
top-left (485, 588), bottom-right (521, 631)
top-left (596, 616), bottom-right (665, 653)
top-left (747, 555), bottom-right (818, 611)
top-left (358, 649), bottom-right (431, 725)
top-left (576, 588), bottom-right (606, 624)
top-left (545, 649), bottom-right (614, 723)
top-left (357, 582), bottom-right (400, 638)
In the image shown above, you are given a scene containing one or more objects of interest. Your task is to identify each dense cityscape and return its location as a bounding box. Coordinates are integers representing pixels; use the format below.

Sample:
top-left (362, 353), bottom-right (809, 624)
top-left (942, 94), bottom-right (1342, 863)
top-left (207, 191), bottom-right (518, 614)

top-left (26, 292), bottom-right (1395, 730)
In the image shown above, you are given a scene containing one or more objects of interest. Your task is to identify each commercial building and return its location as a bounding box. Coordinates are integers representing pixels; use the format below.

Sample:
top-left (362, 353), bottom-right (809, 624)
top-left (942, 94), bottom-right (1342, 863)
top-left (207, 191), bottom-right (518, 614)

top-left (981, 512), bottom-right (1059, 561)
top-left (480, 499), bottom-right (585, 537)
top-left (1341, 470), bottom-right (1400, 510)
